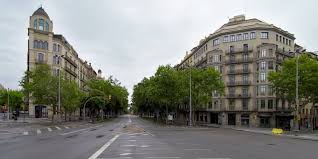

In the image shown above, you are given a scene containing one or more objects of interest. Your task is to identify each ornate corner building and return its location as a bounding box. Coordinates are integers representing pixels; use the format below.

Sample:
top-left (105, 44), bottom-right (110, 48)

top-left (176, 15), bottom-right (297, 128)
top-left (27, 7), bottom-right (98, 118)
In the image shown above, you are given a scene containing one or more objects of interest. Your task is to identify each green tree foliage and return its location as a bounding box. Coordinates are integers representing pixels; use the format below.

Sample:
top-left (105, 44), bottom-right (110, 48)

top-left (269, 54), bottom-right (318, 105)
top-left (0, 89), bottom-right (23, 110)
top-left (20, 64), bottom-right (59, 114)
top-left (132, 65), bottom-right (225, 123)
top-left (61, 80), bottom-right (84, 120)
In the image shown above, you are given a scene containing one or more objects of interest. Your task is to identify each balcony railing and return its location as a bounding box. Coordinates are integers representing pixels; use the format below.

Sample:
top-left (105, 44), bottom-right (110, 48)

top-left (227, 69), bottom-right (250, 74)
top-left (227, 93), bottom-right (251, 98)
top-left (224, 58), bottom-right (253, 64)
top-left (64, 55), bottom-right (78, 68)
top-left (227, 81), bottom-right (251, 86)
top-left (65, 67), bottom-right (77, 77)
top-left (225, 47), bottom-right (253, 54)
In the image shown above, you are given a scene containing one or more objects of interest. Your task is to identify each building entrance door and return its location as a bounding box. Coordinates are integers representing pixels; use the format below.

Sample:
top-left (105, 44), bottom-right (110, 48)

top-left (228, 113), bottom-right (236, 125)
top-left (210, 113), bottom-right (218, 124)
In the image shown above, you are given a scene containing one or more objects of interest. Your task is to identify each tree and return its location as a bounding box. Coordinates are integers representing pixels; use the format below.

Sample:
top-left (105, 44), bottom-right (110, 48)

top-left (0, 89), bottom-right (23, 110)
top-left (61, 80), bottom-right (84, 121)
top-left (20, 64), bottom-right (59, 120)
top-left (269, 54), bottom-right (318, 106)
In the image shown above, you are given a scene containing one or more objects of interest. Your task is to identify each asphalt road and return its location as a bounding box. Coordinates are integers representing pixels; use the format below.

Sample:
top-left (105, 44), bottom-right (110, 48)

top-left (0, 115), bottom-right (317, 159)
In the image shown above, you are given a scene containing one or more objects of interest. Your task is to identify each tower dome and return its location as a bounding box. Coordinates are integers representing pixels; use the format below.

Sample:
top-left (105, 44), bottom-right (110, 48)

top-left (32, 7), bottom-right (50, 19)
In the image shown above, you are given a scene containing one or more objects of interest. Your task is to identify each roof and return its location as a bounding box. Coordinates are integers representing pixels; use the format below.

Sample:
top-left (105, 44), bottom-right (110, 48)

top-left (32, 7), bottom-right (50, 19)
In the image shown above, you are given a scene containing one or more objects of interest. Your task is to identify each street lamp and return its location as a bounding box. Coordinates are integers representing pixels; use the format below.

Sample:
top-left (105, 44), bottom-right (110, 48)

top-left (294, 49), bottom-right (300, 131)
top-left (185, 64), bottom-right (193, 127)
top-left (7, 88), bottom-right (9, 120)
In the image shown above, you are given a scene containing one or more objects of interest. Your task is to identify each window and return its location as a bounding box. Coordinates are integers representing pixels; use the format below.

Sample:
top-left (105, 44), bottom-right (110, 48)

top-left (276, 34), bottom-right (278, 41)
top-left (268, 85), bottom-right (273, 96)
top-left (243, 74), bottom-right (248, 83)
top-left (38, 41), bottom-right (43, 49)
top-left (229, 65), bottom-right (235, 73)
top-left (34, 19), bottom-right (37, 29)
top-left (260, 32), bottom-right (269, 39)
top-left (242, 99), bottom-right (248, 110)
top-left (261, 100), bottom-right (266, 109)
top-left (37, 53), bottom-right (44, 63)
top-left (58, 45), bottom-right (61, 52)
top-left (45, 22), bottom-right (49, 31)
top-left (223, 36), bottom-right (229, 42)
top-left (243, 33), bottom-right (249, 40)
top-left (39, 19), bottom-right (44, 30)
top-left (289, 40), bottom-right (291, 46)
top-left (53, 44), bottom-right (57, 52)
top-left (53, 55), bottom-right (59, 65)
top-left (242, 87), bottom-right (248, 96)
top-left (33, 40), bottom-right (38, 48)
top-left (243, 64), bottom-right (248, 72)
top-left (260, 85), bottom-right (266, 95)
top-left (243, 53), bottom-right (248, 61)
top-left (213, 39), bottom-right (219, 46)
top-left (268, 100), bottom-right (273, 109)
top-left (236, 34), bottom-right (242, 41)
top-left (230, 55), bottom-right (235, 62)
top-left (243, 44), bottom-right (248, 52)
top-left (230, 46), bottom-right (234, 53)
top-left (260, 49), bottom-right (267, 57)
top-left (268, 61), bottom-right (274, 70)
top-left (279, 36), bottom-right (282, 42)
top-left (229, 75), bottom-right (235, 83)
top-left (250, 32), bottom-right (256, 39)
top-left (229, 99), bottom-right (235, 108)
top-left (43, 41), bottom-right (48, 50)
top-left (260, 61), bottom-right (266, 70)
top-left (230, 35), bottom-right (236, 42)
top-left (260, 72), bottom-right (266, 82)
top-left (213, 54), bottom-right (219, 62)
top-left (283, 37), bottom-right (285, 44)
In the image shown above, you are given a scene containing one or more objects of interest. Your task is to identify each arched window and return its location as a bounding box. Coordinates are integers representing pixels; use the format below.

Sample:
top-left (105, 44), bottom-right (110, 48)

top-left (45, 22), bottom-right (49, 31)
top-left (37, 53), bottom-right (44, 63)
top-left (39, 19), bottom-right (44, 30)
top-left (43, 41), bottom-right (48, 50)
top-left (38, 41), bottom-right (43, 49)
top-left (33, 40), bottom-right (38, 48)
top-left (53, 44), bottom-right (57, 52)
top-left (34, 19), bottom-right (37, 29)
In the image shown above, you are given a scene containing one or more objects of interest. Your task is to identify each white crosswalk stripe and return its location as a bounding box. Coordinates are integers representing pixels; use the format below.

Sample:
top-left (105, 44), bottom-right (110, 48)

top-left (23, 131), bottom-right (29, 135)
top-left (47, 128), bottom-right (52, 132)
top-left (64, 126), bottom-right (70, 129)
top-left (55, 126), bottom-right (61, 130)
top-left (37, 129), bottom-right (41, 134)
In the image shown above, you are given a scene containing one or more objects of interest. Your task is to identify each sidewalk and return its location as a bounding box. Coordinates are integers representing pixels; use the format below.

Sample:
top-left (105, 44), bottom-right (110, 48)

top-left (231, 127), bottom-right (318, 141)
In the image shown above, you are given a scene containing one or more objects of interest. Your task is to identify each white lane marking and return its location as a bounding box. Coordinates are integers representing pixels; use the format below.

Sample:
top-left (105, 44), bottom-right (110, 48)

top-left (60, 125), bottom-right (102, 136)
top-left (197, 158), bottom-right (231, 159)
top-left (120, 153), bottom-right (132, 156)
top-left (121, 145), bottom-right (136, 147)
top-left (184, 149), bottom-right (210, 151)
top-left (141, 145), bottom-right (150, 148)
top-left (88, 134), bottom-right (120, 159)
top-left (55, 126), bottom-right (61, 130)
top-left (47, 128), bottom-right (52, 132)
top-left (37, 129), bottom-right (42, 134)
top-left (144, 157), bottom-right (180, 159)
top-left (64, 126), bottom-right (70, 129)
top-left (128, 116), bottom-right (132, 123)
top-left (128, 140), bottom-right (136, 142)
top-left (23, 131), bottom-right (29, 135)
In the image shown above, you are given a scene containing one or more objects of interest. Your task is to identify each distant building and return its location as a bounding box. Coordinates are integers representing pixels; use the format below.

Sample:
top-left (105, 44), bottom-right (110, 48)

top-left (27, 7), bottom-right (98, 118)
top-left (0, 83), bottom-right (4, 90)
top-left (176, 15), bottom-right (297, 129)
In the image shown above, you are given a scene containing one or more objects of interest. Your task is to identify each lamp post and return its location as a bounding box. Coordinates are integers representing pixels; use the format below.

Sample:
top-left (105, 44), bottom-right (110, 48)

top-left (189, 65), bottom-right (192, 127)
top-left (7, 88), bottom-right (9, 120)
top-left (294, 49), bottom-right (300, 131)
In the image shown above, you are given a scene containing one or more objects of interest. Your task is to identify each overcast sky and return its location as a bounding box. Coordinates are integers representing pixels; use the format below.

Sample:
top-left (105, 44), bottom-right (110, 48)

top-left (0, 0), bottom-right (317, 101)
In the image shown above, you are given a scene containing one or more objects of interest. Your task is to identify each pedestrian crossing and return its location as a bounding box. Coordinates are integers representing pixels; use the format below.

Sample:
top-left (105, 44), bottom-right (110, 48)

top-left (22, 124), bottom-right (94, 136)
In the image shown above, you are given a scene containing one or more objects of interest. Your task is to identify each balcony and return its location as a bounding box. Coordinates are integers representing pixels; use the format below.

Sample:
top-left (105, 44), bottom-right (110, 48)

top-left (35, 60), bottom-right (47, 64)
top-left (64, 55), bottom-right (78, 68)
top-left (227, 69), bottom-right (250, 74)
top-left (227, 93), bottom-right (251, 98)
top-left (224, 58), bottom-right (253, 64)
top-left (227, 81), bottom-right (251, 86)
top-left (65, 67), bottom-right (77, 77)
top-left (225, 47), bottom-right (253, 55)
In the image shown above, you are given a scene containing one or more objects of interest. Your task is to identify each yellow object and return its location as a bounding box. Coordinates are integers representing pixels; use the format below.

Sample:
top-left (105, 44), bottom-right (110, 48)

top-left (272, 128), bottom-right (284, 134)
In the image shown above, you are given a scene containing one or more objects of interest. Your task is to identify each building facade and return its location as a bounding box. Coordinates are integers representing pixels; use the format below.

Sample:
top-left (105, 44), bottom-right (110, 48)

top-left (177, 15), bottom-right (296, 129)
top-left (27, 7), bottom-right (97, 118)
